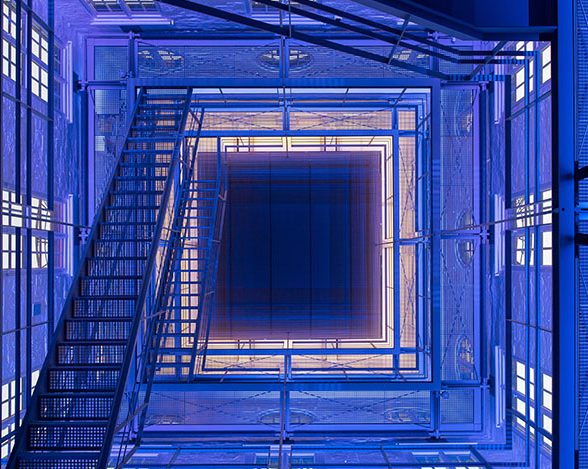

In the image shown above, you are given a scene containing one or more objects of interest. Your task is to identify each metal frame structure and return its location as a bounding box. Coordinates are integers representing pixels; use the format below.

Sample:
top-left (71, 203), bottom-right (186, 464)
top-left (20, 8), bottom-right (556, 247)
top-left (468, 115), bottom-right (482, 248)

top-left (116, 82), bottom-right (438, 384)
top-left (102, 80), bottom-right (494, 456)
top-left (1, 0), bottom-right (576, 466)
top-left (78, 20), bottom-right (554, 469)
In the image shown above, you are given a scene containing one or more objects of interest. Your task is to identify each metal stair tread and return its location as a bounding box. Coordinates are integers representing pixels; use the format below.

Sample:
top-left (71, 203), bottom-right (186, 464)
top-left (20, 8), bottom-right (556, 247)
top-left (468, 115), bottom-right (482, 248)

top-left (113, 175), bottom-right (167, 180)
top-left (74, 295), bottom-right (135, 299)
top-left (110, 190), bottom-right (163, 194)
top-left (59, 339), bottom-right (129, 345)
top-left (40, 391), bottom-right (115, 398)
top-left (100, 221), bottom-right (157, 225)
top-left (29, 421), bottom-right (109, 427)
top-left (94, 238), bottom-right (152, 242)
top-left (105, 205), bottom-right (159, 210)
top-left (82, 274), bottom-right (143, 280)
top-left (50, 363), bottom-right (123, 369)
top-left (122, 149), bottom-right (174, 154)
top-left (89, 256), bottom-right (148, 260)
top-left (15, 451), bottom-right (101, 459)
top-left (127, 136), bottom-right (177, 141)
top-left (67, 317), bottom-right (133, 322)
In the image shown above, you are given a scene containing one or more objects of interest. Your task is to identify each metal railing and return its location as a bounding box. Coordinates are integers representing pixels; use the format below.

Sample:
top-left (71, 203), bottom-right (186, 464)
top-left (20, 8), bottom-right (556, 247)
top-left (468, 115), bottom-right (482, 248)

top-left (188, 142), bottom-right (228, 379)
top-left (105, 94), bottom-right (202, 468)
top-left (98, 88), bottom-right (194, 468)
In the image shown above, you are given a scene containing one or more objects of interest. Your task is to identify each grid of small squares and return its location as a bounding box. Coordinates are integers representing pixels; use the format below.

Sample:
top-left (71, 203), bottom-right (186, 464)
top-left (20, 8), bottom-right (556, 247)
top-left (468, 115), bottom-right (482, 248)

top-left (65, 320), bottom-right (131, 341)
top-left (73, 298), bottom-right (136, 318)
top-left (18, 460), bottom-right (98, 469)
top-left (80, 277), bottom-right (140, 296)
top-left (28, 424), bottom-right (106, 449)
top-left (39, 396), bottom-right (113, 419)
top-left (57, 344), bottom-right (126, 365)
top-left (48, 370), bottom-right (120, 391)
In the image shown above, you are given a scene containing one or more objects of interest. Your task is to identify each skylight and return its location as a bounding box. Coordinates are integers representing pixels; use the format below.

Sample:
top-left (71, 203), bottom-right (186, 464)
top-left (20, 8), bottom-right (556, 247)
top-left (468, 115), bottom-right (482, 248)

top-left (83, 0), bottom-right (172, 24)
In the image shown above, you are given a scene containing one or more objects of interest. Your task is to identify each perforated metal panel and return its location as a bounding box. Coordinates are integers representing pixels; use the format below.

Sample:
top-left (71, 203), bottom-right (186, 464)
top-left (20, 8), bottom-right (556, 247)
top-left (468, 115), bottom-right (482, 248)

top-left (94, 46), bottom-right (128, 81)
top-left (440, 88), bottom-right (478, 382)
top-left (138, 44), bottom-right (281, 79)
top-left (136, 42), bottom-right (431, 80)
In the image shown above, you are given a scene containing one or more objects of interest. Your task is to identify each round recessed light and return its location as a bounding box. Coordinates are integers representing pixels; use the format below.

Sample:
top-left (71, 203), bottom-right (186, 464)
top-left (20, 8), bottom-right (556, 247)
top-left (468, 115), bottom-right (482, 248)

top-left (257, 47), bottom-right (312, 71)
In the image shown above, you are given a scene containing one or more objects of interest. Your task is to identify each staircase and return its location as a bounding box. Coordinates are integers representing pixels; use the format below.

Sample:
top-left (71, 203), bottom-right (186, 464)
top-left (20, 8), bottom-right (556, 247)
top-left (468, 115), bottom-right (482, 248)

top-left (106, 109), bottom-right (229, 466)
top-left (7, 88), bottom-right (194, 469)
top-left (152, 149), bottom-right (227, 380)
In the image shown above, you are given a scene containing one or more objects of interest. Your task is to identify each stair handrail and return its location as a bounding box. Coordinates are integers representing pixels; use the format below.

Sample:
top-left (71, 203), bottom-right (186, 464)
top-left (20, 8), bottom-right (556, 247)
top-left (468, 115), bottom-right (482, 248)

top-left (108, 104), bottom-right (204, 468)
top-left (132, 107), bottom-right (206, 451)
top-left (187, 141), bottom-right (228, 378)
top-left (97, 87), bottom-right (194, 469)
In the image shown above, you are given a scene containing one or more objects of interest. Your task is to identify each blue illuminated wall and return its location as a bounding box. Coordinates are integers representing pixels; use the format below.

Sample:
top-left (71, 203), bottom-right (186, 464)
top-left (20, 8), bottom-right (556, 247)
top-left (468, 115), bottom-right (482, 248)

top-left (0, 0), bottom-right (88, 458)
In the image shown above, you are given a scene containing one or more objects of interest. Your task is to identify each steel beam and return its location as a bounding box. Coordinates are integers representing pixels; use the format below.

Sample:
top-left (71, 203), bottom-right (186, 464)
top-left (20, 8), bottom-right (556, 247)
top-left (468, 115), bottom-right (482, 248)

top-left (155, 0), bottom-right (449, 79)
top-left (254, 0), bottom-right (518, 68)
top-left (131, 77), bottom-right (437, 88)
top-left (150, 380), bottom-right (451, 392)
top-left (430, 81), bottom-right (442, 392)
top-left (554, 0), bottom-right (576, 466)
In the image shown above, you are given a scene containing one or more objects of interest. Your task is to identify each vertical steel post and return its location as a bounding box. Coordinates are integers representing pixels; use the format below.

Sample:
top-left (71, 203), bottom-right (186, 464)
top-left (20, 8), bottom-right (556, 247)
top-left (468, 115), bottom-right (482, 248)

top-left (24, 0), bottom-right (33, 409)
top-left (430, 80), bottom-right (442, 435)
top-left (504, 73), bottom-right (514, 449)
top-left (47, 0), bottom-right (55, 336)
top-left (14, 0), bottom-right (23, 432)
top-left (523, 47), bottom-right (532, 465)
top-left (554, 0), bottom-right (576, 466)
top-left (392, 112), bottom-right (400, 371)
top-left (533, 51), bottom-right (542, 468)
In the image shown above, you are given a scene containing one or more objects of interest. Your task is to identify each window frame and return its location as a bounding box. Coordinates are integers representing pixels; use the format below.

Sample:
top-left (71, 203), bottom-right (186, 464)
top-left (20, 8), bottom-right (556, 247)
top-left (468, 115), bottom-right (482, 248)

top-left (541, 45), bottom-right (552, 84)
top-left (514, 41), bottom-right (534, 102)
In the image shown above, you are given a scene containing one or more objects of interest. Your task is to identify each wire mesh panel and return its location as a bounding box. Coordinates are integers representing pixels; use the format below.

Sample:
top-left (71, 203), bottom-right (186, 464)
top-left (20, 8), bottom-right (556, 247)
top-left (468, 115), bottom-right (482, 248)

top-left (287, 43), bottom-right (428, 79)
top-left (144, 390), bottom-right (282, 429)
top-left (289, 390), bottom-right (431, 427)
top-left (93, 88), bottom-right (128, 212)
top-left (439, 88), bottom-right (479, 382)
top-left (138, 44), bottom-right (281, 79)
top-left (94, 46), bottom-right (128, 81)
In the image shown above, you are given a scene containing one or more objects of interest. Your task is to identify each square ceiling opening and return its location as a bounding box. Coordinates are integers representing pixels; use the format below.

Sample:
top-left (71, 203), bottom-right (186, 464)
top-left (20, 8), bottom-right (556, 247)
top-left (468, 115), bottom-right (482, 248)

top-left (210, 150), bottom-right (381, 340)
top-left (151, 88), bottom-right (433, 381)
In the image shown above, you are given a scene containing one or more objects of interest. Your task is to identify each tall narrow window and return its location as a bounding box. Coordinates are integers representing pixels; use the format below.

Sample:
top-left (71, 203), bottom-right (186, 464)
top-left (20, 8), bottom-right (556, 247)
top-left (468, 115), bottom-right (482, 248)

top-left (30, 25), bottom-right (49, 101)
top-left (541, 230), bottom-right (552, 266)
top-left (31, 61), bottom-right (48, 101)
top-left (2, 38), bottom-right (16, 81)
top-left (2, 1), bottom-right (16, 39)
top-left (515, 42), bottom-right (534, 102)
top-left (31, 27), bottom-right (49, 64)
top-left (541, 45), bottom-right (552, 83)
top-left (542, 373), bottom-right (553, 447)
top-left (513, 360), bottom-right (536, 435)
